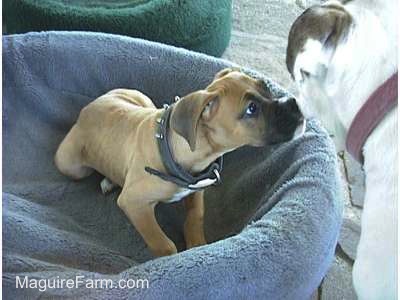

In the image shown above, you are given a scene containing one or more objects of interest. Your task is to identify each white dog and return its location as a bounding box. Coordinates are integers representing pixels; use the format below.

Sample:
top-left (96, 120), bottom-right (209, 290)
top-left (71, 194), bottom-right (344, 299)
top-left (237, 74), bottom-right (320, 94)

top-left (286, 0), bottom-right (398, 299)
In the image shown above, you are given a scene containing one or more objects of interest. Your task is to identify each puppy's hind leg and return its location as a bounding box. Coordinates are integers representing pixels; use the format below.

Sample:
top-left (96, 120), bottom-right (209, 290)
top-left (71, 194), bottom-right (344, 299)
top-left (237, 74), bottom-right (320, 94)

top-left (55, 125), bottom-right (93, 180)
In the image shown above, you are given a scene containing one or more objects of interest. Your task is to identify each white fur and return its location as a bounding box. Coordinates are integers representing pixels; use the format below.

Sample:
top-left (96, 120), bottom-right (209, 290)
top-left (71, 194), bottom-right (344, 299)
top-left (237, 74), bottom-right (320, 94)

top-left (292, 0), bottom-right (398, 298)
top-left (168, 188), bottom-right (194, 203)
top-left (293, 119), bottom-right (307, 139)
top-left (101, 178), bottom-right (194, 203)
top-left (100, 177), bottom-right (117, 194)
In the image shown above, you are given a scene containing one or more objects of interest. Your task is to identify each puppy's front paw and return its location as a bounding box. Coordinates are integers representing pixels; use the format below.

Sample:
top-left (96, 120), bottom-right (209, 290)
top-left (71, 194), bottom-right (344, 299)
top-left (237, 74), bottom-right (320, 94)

top-left (151, 241), bottom-right (178, 257)
top-left (100, 178), bottom-right (116, 195)
top-left (186, 237), bottom-right (207, 250)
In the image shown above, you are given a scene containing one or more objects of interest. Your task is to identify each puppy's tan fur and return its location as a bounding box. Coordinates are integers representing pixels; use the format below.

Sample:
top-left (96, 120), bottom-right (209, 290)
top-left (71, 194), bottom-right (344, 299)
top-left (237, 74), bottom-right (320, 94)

top-left (55, 69), bottom-right (272, 256)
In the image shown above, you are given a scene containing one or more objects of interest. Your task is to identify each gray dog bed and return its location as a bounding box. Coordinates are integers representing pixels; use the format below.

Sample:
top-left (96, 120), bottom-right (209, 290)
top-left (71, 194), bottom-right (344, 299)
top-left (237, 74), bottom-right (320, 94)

top-left (2, 32), bottom-right (343, 299)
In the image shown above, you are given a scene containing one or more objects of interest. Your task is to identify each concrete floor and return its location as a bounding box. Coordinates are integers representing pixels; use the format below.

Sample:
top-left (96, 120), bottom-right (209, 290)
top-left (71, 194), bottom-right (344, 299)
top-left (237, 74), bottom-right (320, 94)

top-left (222, 1), bottom-right (365, 298)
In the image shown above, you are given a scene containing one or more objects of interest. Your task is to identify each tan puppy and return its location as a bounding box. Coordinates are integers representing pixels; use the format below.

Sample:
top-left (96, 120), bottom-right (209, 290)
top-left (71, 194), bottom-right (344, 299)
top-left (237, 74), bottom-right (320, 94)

top-left (55, 69), bottom-right (303, 257)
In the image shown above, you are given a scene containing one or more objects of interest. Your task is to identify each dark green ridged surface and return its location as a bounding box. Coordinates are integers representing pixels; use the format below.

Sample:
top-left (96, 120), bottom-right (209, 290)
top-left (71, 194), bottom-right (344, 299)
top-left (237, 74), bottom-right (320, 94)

top-left (3, 0), bottom-right (232, 56)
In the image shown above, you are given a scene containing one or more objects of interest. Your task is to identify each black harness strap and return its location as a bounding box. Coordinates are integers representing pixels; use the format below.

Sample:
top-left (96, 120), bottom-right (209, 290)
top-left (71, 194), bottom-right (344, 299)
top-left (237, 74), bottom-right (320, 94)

top-left (145, 104), bottom-right (223, 190)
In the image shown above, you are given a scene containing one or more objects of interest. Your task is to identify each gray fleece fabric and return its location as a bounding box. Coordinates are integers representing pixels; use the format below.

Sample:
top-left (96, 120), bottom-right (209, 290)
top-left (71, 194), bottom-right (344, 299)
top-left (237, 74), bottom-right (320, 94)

top-left (2, 31), bottom-right (343, 299)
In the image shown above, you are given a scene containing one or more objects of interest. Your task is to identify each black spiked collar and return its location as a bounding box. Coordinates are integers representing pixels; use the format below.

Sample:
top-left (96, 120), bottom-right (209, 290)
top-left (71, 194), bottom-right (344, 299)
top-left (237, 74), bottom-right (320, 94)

top-left (145, 103), bottom-right (223, 190)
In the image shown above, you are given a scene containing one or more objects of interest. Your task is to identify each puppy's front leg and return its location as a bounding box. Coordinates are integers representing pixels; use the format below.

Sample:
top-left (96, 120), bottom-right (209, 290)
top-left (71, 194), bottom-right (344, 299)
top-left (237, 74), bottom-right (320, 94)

top-left (117, 185), bottom-right (177, 257)
top-left (184, 191), bottom-right (207, 249)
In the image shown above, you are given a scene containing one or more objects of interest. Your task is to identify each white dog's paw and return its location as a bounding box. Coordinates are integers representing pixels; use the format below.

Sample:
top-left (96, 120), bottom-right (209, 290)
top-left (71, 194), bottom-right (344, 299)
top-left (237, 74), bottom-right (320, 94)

top-left (100, 178), bottom-right (116, 195)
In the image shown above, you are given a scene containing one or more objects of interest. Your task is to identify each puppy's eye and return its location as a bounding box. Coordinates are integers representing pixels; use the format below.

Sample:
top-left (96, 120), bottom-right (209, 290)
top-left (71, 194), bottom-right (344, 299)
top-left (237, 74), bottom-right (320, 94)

top-left (203, 99), bottom-right (215, 114)
top-left (245, 102), bottom-right (259, 117)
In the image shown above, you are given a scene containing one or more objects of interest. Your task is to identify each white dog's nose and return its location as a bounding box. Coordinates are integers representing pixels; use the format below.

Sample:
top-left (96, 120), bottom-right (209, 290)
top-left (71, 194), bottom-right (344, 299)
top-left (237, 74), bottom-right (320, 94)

top-left (293, 118), bottom-right (306, 140)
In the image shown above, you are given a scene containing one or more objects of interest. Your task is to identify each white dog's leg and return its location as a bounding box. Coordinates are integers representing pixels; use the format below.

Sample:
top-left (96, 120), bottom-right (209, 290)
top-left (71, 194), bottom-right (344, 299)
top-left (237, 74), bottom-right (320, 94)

top-left (100, 177), bottom-right (117, 194)
top-left (352, 115), bottom-right (398, 300)
top-left (353, 182), bottom-right (397, 299)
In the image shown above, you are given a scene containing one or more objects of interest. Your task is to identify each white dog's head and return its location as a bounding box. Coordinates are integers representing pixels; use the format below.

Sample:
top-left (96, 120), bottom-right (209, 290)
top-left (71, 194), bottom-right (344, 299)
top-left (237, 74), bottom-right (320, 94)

top-left (286, 0), bottom-right (397, 151)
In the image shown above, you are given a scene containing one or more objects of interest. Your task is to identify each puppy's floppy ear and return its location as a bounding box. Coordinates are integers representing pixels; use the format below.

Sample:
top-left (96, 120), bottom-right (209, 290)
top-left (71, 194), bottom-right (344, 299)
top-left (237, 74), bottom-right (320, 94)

top-left (170, 91), bottom-right (218, 152)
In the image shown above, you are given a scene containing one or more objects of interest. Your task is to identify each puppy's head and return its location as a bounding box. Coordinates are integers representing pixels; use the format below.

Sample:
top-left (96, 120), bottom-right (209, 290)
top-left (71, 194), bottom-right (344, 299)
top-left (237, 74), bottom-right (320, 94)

top-left (170, 68), bottom-right (304, 152)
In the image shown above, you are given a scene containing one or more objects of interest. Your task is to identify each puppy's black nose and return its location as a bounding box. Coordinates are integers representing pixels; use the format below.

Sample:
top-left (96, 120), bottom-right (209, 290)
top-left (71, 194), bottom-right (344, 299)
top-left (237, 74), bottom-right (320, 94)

top-left (281, 97), bottom-right (302, 122)
top-left (265, 97), bottom-right (304, 145)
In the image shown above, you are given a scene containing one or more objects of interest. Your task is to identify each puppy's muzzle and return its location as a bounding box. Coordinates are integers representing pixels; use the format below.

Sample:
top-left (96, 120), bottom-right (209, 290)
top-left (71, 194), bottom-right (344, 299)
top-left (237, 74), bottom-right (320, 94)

top-left (266, 97), bottom-right (305, 144)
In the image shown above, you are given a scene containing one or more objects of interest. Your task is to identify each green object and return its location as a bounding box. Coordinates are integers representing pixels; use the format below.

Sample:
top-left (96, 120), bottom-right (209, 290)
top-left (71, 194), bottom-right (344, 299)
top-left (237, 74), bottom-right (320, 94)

top-left (3, 0), bottom-right (232, 57)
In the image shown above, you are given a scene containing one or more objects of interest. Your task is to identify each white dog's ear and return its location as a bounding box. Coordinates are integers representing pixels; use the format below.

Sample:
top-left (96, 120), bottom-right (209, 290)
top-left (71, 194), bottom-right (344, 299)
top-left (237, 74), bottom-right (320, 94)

top-left (286, 1), bottom-right (352, 80)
